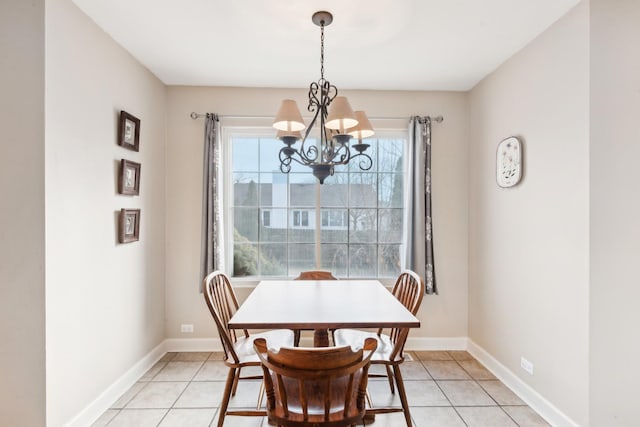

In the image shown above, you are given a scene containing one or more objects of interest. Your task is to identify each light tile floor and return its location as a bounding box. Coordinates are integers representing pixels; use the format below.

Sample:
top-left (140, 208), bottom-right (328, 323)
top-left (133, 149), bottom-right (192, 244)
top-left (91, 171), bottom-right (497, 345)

top-left (92, 350), bottom-right (550, 427)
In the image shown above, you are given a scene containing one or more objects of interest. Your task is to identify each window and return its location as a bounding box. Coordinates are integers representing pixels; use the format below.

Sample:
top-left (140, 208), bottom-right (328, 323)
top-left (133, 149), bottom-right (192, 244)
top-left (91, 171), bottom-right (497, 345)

top-left (321, 210), bottom-right (347, 228)
top-left (291, 210), bottom-right (310, 228)
top-left (227, 128), bottom-right (405, 279)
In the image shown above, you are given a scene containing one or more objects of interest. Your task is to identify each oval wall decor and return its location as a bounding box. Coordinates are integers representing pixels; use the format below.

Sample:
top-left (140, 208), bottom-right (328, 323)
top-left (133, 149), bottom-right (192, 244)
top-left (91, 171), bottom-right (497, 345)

top-left (496, 136), bottom-right (522, 188)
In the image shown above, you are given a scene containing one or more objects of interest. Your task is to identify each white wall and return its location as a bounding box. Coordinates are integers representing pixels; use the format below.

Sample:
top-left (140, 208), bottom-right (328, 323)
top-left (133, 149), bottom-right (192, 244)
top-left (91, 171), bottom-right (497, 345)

top-left (165, 87), bottom-right (469, 343)
top-left (468, 2), bottom-right (589, 425)
top-left (590, 0), bottom-right (640, 424)
top-left (45, 0), bottom-right (167, 425)
top-left (0, 1), bottom-right (46, 425)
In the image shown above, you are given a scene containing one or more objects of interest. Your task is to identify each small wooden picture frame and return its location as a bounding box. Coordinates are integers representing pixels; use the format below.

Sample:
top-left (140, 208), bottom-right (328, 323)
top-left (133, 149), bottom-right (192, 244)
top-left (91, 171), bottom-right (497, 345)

top-left (119, 209), bottom-right (140, 243)
top-left (118, 159), bottom-right (141, 195)
top-left (118, 110), bottom-right (140, 151)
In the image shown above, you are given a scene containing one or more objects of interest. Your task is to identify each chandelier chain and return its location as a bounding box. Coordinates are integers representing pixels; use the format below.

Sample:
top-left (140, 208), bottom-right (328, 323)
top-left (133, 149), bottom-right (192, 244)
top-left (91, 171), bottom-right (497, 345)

top-left (320, 22), bottom-right (325, 81)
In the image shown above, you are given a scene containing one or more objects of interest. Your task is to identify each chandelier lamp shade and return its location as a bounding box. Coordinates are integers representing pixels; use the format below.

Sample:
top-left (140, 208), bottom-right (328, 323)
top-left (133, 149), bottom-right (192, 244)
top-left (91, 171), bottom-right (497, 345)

top-left (272, 11), bottom-right (375, 184)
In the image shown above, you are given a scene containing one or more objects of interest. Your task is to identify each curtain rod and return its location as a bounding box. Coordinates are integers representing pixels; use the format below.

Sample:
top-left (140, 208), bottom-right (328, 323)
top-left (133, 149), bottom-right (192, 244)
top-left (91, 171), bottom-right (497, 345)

top-left (190, 112), bottom-right (444, 123)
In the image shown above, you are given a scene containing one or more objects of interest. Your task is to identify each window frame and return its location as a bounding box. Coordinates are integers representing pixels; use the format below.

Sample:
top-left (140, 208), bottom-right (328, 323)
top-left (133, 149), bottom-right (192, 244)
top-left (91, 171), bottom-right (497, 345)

top-left (222, 120), bottom-right (408, 286)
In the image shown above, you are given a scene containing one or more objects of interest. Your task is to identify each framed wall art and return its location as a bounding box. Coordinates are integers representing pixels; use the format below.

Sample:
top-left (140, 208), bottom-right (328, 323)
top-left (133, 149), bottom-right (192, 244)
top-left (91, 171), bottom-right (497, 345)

top-left (118, 110), bottom-right (140, 151)
top-left (496, 136), bottom-right (522, 188)
top-left (118, 159), bottom-right (141, 195)
top-left (119, 208), bottom-right (140, 243)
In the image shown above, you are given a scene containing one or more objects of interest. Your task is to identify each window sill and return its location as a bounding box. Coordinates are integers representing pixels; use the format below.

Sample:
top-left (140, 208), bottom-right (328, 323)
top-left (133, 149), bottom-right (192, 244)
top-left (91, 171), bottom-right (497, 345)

top-left (229, 276), bottom-right (396, 288)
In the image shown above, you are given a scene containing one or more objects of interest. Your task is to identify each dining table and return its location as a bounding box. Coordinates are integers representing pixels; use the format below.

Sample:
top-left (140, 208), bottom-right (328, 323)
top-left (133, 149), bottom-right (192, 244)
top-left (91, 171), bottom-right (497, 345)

top-left (228, 279), bottom-right (420, 347)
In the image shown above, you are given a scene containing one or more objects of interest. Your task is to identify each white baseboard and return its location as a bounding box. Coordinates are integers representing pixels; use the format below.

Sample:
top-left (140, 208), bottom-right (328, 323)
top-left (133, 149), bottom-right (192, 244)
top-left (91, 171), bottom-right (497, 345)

top-left (64, 341), bottom-right (168, 427)
top-left (467, 339), bottom-right (579, 427)
top-left (164, 338), bottom-right (222, 352)
top-left (406, 336), bottom-right (468, 351)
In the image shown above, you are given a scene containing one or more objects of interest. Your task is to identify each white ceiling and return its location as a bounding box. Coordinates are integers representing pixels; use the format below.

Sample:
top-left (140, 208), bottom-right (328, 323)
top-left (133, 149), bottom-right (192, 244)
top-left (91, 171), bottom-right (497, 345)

top-left (72, 0), bottom-right (580, 91)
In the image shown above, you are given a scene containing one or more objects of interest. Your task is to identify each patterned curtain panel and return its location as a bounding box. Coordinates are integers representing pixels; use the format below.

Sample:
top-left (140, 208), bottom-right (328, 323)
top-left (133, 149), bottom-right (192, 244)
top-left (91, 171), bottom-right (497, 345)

top-left (200, 113), bottom-right (222, 290)
top-left (404, 116), bottom-right (437, 294)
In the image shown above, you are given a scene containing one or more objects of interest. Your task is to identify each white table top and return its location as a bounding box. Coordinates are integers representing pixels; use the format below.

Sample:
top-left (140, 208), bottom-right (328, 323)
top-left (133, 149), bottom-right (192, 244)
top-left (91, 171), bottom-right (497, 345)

top-left (228, 280), bottom-right (420, 330)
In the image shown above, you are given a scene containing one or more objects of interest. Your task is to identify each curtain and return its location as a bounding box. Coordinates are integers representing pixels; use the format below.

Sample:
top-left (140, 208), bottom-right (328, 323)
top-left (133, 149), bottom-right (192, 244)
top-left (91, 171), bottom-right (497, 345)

top-left (403, 116), bottom-right (437, 294)
top-left (200, 113), bottom-right (223, 290)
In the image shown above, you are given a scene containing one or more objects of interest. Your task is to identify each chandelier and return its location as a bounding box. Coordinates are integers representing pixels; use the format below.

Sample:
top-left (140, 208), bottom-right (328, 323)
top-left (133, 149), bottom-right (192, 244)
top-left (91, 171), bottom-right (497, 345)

top-left (272, 11), bottom-right (374, 184)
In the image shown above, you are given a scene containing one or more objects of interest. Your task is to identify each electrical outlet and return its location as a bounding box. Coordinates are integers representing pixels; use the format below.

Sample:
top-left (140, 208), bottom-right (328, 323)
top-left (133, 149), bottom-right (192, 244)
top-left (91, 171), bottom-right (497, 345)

top-left (520, 357), bottom-right (534, 375)
top-left (181, 324), bottom-right (194, 333)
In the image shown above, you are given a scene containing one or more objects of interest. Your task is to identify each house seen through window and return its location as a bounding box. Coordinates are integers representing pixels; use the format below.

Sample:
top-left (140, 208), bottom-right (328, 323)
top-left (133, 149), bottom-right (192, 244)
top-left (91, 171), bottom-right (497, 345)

top-left (228, 128), bottom-right (405, 279)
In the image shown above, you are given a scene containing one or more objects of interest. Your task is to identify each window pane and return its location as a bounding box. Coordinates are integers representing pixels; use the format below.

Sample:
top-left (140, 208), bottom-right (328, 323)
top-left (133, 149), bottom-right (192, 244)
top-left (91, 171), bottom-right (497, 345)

top-left (233, 138), bottom-right (259, 171)
top-left (320, 173), bottom-right (348, 207)
top-left (349, 245), bottom-right (376, 277)
top-left (349, 173), bottom-right (377, 208)
top-left (233, 174), bottom-right (259, 206)
top-left (289, 174), bottom-right (316, 207)
top-left (320, 244), bottom-right (347, 277)
top-left (260, 208), bottom-right (286, 242)
top-left (378, 173), bottom-right (403, 208)
top-left (378, 138), bottom-right (403, 174)
top-left (378, 209), bottom-right (403, 243)
top-left (288, 244), bottom-right (315, 276)
top-left (259, 137), bottom-right (284, 173)
top-left (234, 207), bottom-right (259, 242)
top-left (321, 209), bottom-right (348, 227)
top-left (262, 172), bottom-right (287, 207)
top-left (233, 243), bottom-right (258, 277)
top-left (320, 208), bottom-right (348, 243)
top-left (349, 209), bottom-right (377, 243)
top-left (287, 226), bottom-right (316, 243)
top-left (379, 244), bottom-right (402, 277)
top-left (260, 243), bottom-right (287, 276)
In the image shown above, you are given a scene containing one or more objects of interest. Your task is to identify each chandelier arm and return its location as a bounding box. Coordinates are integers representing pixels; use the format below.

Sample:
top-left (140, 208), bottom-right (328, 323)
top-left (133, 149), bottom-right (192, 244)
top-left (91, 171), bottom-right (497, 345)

top-left (323, 139), bottom-right (350, 165)
top-left (300, 144), bottom-right (319, 162)
top-left (278, 146), bottom-right (320, 171)
top-left (278, 146), bottom-right (294, 173)
top-left (350, 152), bottom-right (374, 171)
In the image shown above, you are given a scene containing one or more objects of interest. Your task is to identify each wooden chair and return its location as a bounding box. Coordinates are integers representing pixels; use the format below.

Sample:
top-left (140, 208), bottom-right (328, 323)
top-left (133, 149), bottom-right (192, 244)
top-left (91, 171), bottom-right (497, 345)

top-left (294, 270), bottom-right (338, 280)
top-left (253, 337), bottom-right (377, 427)
top-left (203, 271), bottom-right (295, 427)
top-left (333, 270), bottom-right (425, 427)
top-left (293, 270), bottom-right (338, 346)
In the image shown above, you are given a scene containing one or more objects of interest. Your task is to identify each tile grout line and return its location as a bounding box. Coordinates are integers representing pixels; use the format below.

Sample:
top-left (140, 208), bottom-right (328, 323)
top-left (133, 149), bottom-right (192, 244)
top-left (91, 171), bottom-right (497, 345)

top-left (454, 356), bottom-right (522, 427)
top-left (425, 351), bottom-right (470, 427)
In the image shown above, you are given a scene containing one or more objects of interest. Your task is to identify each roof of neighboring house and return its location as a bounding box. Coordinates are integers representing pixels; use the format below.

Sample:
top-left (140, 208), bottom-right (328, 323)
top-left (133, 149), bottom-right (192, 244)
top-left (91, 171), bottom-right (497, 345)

top-left (233, 179), bottom-right (383, 208)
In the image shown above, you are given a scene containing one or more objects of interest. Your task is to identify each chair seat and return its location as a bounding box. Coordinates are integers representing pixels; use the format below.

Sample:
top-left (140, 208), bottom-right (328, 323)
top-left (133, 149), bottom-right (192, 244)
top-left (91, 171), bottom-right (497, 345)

top-left (232, 329), bottom-right (295, 365)
top-left (333, 329), bottom-right (403, 363)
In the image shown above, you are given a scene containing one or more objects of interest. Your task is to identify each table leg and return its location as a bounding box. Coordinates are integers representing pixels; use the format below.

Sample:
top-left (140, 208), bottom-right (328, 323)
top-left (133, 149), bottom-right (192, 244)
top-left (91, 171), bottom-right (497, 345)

top-left (313, 329), bottom-right (330, 347)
